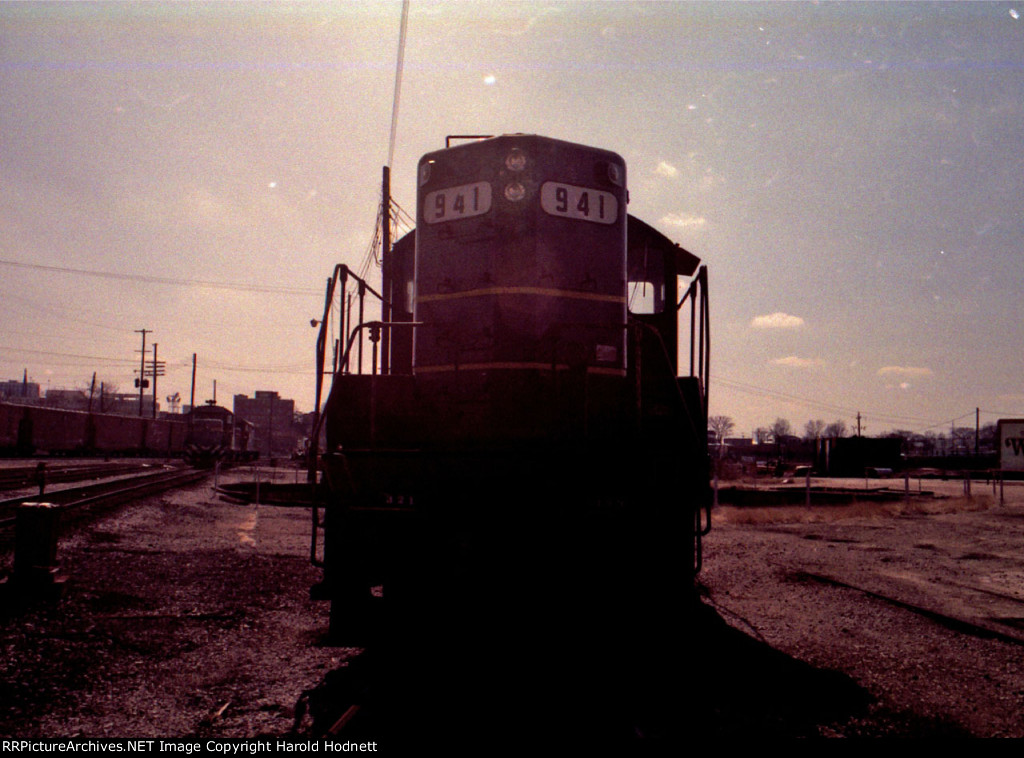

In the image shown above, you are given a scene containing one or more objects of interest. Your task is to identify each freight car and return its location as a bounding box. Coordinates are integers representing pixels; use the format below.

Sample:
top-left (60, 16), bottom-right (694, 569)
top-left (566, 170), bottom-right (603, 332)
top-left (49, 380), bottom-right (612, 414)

top-left (308, 134), bottom-right (711, 737)
top-left (0, 401), bottom-right (187, 457)
top-left (184, 402), bottom-right (257, 467)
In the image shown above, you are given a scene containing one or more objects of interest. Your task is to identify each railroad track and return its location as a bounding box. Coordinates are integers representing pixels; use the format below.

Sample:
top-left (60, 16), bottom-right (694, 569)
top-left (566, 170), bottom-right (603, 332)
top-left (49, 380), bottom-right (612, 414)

top-left (795, 569), bottom-right (1024, 648)
top-left (0, 461), bottom-right (161, 492)
top-left (0, 466), bottom-right (209, 529)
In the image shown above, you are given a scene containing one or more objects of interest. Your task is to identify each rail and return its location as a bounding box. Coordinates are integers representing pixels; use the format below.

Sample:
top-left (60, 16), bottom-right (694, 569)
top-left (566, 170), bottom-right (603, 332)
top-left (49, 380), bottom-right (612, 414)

top-left (0, 462), bottom-right (157, 493)
top-left (0, 466), bottom-right (207, 529)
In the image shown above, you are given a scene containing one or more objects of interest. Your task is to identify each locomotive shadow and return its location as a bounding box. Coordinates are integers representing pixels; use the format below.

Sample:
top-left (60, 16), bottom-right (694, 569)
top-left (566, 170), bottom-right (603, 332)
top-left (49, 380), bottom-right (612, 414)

top-left (689, 598), bottom-right (874, 737)
top-left (296, 597), bottom-right (875, 745)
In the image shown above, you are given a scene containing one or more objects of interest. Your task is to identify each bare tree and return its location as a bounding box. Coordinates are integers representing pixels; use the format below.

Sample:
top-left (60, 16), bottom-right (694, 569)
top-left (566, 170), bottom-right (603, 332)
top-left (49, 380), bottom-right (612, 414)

top-left (804, 419), bottom-right (826, 441)
top-left (708, 415), bottom-right (735, 444)
top-left (885, 429), bottom-right (914, 455)
top-left (951, 427), bottom-right (974, 456)
top-left (825, 420), bottom-right (847, 439)
top-left (770, 418), bottom-right (792, 441)
top-left (770, 418), bottom-right (793, 461)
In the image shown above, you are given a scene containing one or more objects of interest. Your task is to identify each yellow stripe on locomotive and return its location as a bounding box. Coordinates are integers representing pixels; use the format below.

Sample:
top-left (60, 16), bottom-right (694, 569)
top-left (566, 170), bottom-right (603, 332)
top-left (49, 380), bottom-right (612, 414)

top-left (412, 135), bottom-right (629, 436)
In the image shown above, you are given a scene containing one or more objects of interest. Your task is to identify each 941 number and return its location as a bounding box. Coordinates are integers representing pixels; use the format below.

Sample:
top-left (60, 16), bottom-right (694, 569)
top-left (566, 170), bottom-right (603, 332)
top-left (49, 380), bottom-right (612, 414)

top-left (540, 182), bottom-right (618, 225)
top-left (424, 182), bottom-right (492, 224)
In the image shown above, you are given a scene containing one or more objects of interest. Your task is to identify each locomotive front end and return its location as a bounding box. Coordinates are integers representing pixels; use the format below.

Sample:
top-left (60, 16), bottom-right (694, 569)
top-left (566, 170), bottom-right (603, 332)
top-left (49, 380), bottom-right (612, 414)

top-left (311, 135), bottom-right (711, 739)
top-left (413, 135), bottom-right (629, 446)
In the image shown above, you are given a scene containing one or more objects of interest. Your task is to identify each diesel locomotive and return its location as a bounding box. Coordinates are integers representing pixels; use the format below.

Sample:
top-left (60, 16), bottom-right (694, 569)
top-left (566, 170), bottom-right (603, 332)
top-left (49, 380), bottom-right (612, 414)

top-left (308, 134), bottom-right (710, 736)
top-left (183, 402), bottom-right (257, 467)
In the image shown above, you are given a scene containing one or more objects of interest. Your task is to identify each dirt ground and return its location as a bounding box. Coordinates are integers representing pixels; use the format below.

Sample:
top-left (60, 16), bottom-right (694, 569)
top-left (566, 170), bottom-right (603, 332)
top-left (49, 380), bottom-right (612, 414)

top-left (0, 467), bottom-right (348, 738)
top-left (4, 468), bottom-right (1023, 740)
top-left (698, 476), bottom-right (1024, 737)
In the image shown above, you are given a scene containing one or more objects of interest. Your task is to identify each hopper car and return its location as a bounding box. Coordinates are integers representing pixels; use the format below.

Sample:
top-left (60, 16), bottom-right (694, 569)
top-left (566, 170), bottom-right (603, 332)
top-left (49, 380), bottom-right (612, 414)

top-left (0, 401), bottom-right (187, 457)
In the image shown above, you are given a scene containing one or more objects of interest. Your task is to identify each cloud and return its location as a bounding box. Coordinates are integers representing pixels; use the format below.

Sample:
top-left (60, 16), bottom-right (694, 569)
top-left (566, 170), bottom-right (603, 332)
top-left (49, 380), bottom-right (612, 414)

top-left (660, 212), bottom-right (706, 229)
top-left (655, 161), bottom-right (678, 178)
top-left (771, 356), bottom-right (824, 369)
top-left (877, 366), bottom-right (933, 378)
top-left (751, 312), bottom-right (805, 329)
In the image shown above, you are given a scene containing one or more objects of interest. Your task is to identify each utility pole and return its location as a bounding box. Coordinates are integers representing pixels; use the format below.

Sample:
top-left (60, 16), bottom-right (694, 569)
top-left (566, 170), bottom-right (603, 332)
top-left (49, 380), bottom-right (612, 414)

top-left (135, 329), bottom-right (150, 417)
top-left (190, 353), bottom-right (196, 413)
top-left (151, 343), bottom-right (163, 419)
top-left (856, 412), bottom-right (863, 437)
top-left (976, 407), bottom-right (980, 456)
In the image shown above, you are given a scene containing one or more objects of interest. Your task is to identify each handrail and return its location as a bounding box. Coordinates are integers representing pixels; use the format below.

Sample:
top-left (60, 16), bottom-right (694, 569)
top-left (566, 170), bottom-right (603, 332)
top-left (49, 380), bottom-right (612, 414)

top-left (677, 265), bottom-right (710, 413)
top-left (308, 262), bottom-right (414, 482)
top-left (307, 263), bottom-right (404, 566)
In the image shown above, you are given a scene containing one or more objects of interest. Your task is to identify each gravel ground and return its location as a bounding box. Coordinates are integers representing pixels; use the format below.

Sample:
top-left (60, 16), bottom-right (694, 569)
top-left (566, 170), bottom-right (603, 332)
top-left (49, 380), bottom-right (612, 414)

top-left (698, 477), bottom-right (1024, 737)
top-left (0, 468), bottom-right (348, 738)
top-left (5, 467), bottom-right (1024, 741)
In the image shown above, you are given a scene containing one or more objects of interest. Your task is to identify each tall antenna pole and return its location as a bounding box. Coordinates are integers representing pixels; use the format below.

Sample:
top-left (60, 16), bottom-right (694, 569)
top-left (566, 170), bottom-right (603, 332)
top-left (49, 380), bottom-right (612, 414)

top-left (386, 0), bottom-right (410, 170)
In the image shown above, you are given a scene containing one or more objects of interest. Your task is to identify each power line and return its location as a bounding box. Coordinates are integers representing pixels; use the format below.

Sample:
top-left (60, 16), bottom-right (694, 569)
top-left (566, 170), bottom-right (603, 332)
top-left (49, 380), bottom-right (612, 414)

top-left (0, 345), bottom-right (138, 365)
top-left (0, 259), bottom-right (320, 296)
top-left (0, 345), bottom-right (313, 377)
top-left (712, 372), bottom-right (1016, 435)
top-left (713, 374), bottom-right (858, 418)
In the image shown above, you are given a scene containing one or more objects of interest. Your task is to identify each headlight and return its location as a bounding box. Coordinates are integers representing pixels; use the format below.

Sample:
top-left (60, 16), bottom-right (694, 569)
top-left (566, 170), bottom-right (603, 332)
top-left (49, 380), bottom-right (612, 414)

top-left (504, 149), bottom-right (527, 172)
top-left (504, 182), bottom-right (526, 201)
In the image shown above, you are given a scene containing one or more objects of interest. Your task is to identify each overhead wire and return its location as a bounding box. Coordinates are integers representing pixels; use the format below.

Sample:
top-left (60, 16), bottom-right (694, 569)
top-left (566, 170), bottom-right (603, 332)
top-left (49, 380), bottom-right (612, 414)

top-left (715, 370), bottom-right (1024, 437)
top-left (0, 259), bottom-right (320, 296)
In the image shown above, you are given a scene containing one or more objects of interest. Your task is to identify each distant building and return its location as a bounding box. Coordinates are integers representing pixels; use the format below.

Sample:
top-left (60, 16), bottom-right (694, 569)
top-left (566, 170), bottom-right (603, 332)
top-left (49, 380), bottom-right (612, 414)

top-left (815, 436), bottom-right (903, 477)
top-left (234, 391), bottom-right (298, 458)
top-left (44, 389), bottom-right (89, 409)
top-left (0, 378), bottom-right (41, 400)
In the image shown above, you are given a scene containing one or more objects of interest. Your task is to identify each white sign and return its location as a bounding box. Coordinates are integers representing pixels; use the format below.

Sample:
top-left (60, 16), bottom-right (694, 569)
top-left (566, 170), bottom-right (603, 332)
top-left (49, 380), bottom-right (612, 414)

top-left (424, 182), bottom-right (492, 224)
top-left (540, 182), bottom-right (618, 224)
top-left (998, 419), bottom-right (1024, 471)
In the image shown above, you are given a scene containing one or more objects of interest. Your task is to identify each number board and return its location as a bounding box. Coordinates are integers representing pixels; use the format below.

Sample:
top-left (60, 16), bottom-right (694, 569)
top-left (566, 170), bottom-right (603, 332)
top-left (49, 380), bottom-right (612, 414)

top-left (424, 182), bottom-right (492, 224)
top-left (540, 182), bottom-right (618, 224)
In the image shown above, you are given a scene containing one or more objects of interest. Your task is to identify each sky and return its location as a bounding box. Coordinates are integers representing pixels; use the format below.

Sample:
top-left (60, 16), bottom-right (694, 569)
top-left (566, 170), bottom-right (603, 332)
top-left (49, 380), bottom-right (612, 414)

top-left (1, 0), bottom-right (1023, 438)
